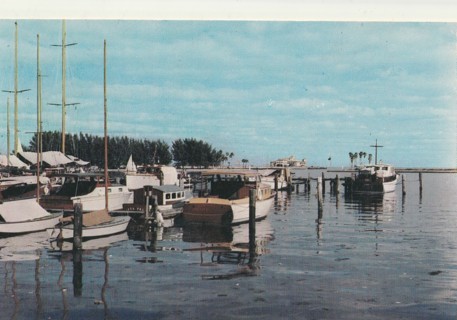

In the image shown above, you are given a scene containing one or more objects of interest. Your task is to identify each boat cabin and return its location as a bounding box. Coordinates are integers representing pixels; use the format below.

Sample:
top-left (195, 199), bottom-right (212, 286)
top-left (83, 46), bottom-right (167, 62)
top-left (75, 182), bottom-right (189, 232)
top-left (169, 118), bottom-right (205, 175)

top-left (201, 170), bottom-right (272, 201)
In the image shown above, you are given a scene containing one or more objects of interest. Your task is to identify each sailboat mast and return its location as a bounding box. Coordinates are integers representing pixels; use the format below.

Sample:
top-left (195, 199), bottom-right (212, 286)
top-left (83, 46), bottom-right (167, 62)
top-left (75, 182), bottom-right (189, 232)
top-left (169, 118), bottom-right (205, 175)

top-left (104, 40), bottom-right (109, 210)
top-left (14, 21), bottom-right (18, 155)
top-left (6, 98), bottom-right (10, 166)
top-left (61, 20), bottom-right (66, 154)
top-left (36, 34), bottom-right (41, 201)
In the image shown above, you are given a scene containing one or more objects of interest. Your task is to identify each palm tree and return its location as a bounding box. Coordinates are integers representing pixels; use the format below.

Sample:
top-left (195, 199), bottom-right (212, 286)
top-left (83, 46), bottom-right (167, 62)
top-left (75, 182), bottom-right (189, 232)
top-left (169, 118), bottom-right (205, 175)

top-left (241, 158), bottom-right (249, 168)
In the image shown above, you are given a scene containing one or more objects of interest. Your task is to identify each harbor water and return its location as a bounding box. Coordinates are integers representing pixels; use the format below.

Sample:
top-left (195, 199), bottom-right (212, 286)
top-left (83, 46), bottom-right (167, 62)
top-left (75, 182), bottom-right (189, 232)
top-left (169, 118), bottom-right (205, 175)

top-left (1, 169), bottom-right (456, 319)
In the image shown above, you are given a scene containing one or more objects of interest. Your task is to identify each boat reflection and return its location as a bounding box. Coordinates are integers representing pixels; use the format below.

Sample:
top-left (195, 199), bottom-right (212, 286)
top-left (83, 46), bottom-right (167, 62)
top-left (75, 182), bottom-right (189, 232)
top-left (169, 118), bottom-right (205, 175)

top-left (0, 231), bottom-right (50, 261)
top-left (345, 192), bottom-right (397, 222)
top-left (47, 232), bottom-right (129, 252)
top-left (182, 219), bottom-right (274, 279)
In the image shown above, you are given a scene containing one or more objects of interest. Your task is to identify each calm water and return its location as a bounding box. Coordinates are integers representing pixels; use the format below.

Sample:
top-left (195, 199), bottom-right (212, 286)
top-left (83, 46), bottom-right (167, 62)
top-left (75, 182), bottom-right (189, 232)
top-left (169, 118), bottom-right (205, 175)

top-left (1, 169), bottom-right (457, 319)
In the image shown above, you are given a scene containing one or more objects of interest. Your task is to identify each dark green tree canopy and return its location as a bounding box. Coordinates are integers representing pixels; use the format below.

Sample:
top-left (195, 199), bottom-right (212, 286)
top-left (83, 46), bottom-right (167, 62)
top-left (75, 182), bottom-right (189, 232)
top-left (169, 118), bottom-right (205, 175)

top-left (26, 132), bottom-right (232, 169)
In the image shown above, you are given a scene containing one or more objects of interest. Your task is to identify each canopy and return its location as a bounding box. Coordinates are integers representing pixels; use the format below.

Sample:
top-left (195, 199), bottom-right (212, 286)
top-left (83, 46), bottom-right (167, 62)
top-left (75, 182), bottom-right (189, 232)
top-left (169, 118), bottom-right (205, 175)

top-left (0, 154), bottom-right (29, 168)
top-left (0, 198), bottom-right (50, 222)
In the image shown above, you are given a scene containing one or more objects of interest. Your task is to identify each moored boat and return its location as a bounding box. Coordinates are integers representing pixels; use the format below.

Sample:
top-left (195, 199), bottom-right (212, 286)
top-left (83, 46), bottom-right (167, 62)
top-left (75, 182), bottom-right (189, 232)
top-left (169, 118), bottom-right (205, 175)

top-left (0, 197), bottom-right (62, 234)
top-left (183, 170), bottom-right (275, 225)
top-left (352, 163), bottom-right (398, 193)
top-left (39, 173), bottom-right (133, 211)
top-left (47, 209), bottom-right (130, 240)
top-left (123, 184), bottom-right (189, 220)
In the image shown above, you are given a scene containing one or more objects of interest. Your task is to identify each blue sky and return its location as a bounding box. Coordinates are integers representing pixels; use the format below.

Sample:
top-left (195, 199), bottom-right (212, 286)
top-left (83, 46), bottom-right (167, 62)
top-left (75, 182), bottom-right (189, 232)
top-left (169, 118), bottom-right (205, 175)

top-left (0, 20), bottom-right (455, 168)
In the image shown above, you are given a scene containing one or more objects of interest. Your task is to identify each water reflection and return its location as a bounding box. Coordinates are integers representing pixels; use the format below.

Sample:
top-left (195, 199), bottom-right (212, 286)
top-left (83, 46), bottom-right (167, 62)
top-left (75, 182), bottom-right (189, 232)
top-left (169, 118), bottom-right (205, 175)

top-left (344, 192), bottom-right (397, 222)
top-left (182, 219), bottom-right (274, 279)
top-left (0, 231), bottom-right (50, 261)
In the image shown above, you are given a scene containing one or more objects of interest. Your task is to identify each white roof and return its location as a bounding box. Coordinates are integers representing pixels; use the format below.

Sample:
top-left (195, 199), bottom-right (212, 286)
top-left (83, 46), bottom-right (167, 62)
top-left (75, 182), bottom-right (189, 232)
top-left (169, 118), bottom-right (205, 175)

top-left (0, 154), bottom-right (29, 168)
top-left (19, 151), bottom-right (74, 166)
top-left (67, 155), bottom-right (90, 166)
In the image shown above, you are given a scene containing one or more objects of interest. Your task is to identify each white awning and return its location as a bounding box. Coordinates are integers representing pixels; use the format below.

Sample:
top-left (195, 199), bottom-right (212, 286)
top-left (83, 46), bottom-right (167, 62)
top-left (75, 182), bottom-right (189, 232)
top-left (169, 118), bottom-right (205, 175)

top-left (0, 198), bottom-right (50, 222)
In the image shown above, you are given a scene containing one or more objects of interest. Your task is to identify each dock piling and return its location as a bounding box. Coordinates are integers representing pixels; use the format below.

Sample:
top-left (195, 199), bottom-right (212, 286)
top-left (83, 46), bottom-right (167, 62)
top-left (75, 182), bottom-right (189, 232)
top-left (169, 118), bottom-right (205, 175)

top-left (73, 203), bottom-right (83, 250)
top-left (249, 189), bottom-right (256, 255)
top-left (317, 176), bottom-right (323, 215)
top-left (402, 175), bottom-right (406, 196)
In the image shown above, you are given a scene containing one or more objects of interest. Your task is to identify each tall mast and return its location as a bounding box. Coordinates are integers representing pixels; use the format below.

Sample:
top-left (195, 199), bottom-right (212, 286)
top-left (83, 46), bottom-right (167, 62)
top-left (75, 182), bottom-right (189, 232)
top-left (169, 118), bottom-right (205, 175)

top-left (2, 22), bottom-right (30, 155)
top-left (370, 139), bottom-right (384, 165)
top-left (36, 34), bottom-right (41, 201)
top-left (49, 20), bottom-right (78, 155)
top-left (104, 40), bottom-right (109, 210)
top-left (6, 98), bottom-right (10, 166)
top-left (61, 20), bottom-right (66, 154)
top-left (14, 21), bottom-right (18, 155)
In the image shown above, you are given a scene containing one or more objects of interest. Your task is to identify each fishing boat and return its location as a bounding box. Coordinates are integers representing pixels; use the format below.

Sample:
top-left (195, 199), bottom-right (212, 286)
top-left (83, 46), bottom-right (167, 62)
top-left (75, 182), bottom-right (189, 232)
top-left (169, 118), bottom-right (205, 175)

top-left (183, 170), bottom-right (275, 225)
top-left (0, 197), bottom-right (62, 234)
top-left (352, 163), bottom-right (399, 193)
top-left (123, 184), bottom-right (188, 219)
top-left (39, 173), bottom-right (133, 211)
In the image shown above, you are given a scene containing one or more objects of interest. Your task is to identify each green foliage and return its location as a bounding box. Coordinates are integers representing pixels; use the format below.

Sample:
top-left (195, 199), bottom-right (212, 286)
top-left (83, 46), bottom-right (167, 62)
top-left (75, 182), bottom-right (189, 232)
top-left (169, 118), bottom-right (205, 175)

top-left (26, 132), bottom-right (232, 169)
top-left (26, 131), bottom-right (172, 168)
top-left (171, 138), bottom-right (230, 168)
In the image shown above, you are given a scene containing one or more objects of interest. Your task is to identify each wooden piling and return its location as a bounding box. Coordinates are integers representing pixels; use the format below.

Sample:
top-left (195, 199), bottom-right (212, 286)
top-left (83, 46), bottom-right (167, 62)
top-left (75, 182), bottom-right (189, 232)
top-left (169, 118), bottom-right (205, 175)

top-left (274, 173), bottom-right (278, 192)
top-left (335, 174), bottom-right (339, 195)
top-left (321, 172), bottom-right (325, 194)
top-left (296, 183), bottom-right (299, 194)
top-left (144, 185), bottom-right (153, 221)
top-left (249, 189), bottom-right (256, 254)
top-left (72, 248), bottom-right (82, 297)
top-left (307, 174), bottom-right (311, 194)
top-left (317, 176), bottom-right (323, 215)
top-left (419, 173), bottom-right (423, 194)
top-left (73, 203), bottom-right (83, 250)
top-left (402, 174), bottom-right (406, 196)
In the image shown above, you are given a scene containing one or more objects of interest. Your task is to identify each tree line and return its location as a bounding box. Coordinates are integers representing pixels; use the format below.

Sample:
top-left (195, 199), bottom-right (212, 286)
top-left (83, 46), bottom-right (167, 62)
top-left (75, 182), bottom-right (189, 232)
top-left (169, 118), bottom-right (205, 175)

top-left (25, 131), bottom-right (234, 169)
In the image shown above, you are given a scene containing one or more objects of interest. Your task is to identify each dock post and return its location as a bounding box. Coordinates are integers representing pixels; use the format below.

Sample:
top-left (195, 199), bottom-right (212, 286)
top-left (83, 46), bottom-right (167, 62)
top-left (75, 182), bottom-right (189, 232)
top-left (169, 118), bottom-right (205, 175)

top-left (321, 172), bottom-right (325, 194)
top-left (73, 203), bottom-right (83, 250)
top-left (307, 174), bottom-right (311, 194)
top-left (419, 173), bottom-right (423, 194)
top-left (296, 183), bottom-right (299, 194)
top-left (274, 173), bottom-right (278, 192)
top-left (144, 185), bottom-right (153, 222)
top-left (249, 189), bottom-right (256, 254)
top-left (335, 174), bottom-right (339, 195)
top-left (317, 176), bottom-right (323, 216)
top-left (402, 175), bottom-right (406, 196)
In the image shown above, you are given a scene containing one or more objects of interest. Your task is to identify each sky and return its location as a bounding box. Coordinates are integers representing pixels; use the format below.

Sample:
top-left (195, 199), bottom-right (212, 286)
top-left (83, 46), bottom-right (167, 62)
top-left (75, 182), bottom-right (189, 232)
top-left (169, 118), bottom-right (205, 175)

top-left (0, 4), bottom-right (456, 168)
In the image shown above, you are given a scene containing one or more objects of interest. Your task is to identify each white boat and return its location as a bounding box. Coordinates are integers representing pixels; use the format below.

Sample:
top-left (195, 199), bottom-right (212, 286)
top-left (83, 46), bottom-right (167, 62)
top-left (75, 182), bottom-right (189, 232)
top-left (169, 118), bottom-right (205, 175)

top-left (39, 173), bottom-right (133, 211)
top-left (123, 155), bottom-right (179, 190)
top-left (123, 184), bottom-right (189, 220)
top-left (47, 210), bottom-right (131, 240)
top-left (0, 197), bottom-right (62, 234)
top-left (257, 168), bottom-right (291, 190)
top-left (183, 170), bottom-right (275, 225)
top-left (352, 164), bottom-right (399, 193)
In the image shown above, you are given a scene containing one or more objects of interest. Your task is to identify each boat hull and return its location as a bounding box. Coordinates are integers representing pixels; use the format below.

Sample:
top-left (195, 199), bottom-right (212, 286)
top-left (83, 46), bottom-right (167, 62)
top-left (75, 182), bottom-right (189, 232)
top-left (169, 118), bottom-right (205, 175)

top-left (0, 211), bottom-right (63, 234)
top-left (47, 215), bottom-right (131, 240)
top-left (352, 175), bottom-right (398, 194)
top-left (183, 195), bottom-right (274, 225)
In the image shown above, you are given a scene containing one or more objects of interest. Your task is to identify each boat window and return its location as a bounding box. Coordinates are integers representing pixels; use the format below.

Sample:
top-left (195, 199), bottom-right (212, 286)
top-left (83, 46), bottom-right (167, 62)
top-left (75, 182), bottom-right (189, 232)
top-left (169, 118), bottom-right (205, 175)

top-left (383, 167), bottom-right (388, 170)
top-left (172, 193), bottom-right (177, 199)
top-left (118, 188), bottom-right (123, 192)
top-left (108, 188), bottom-right (112, 193)
top-left (166, 193), bottom-right (171, 199)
